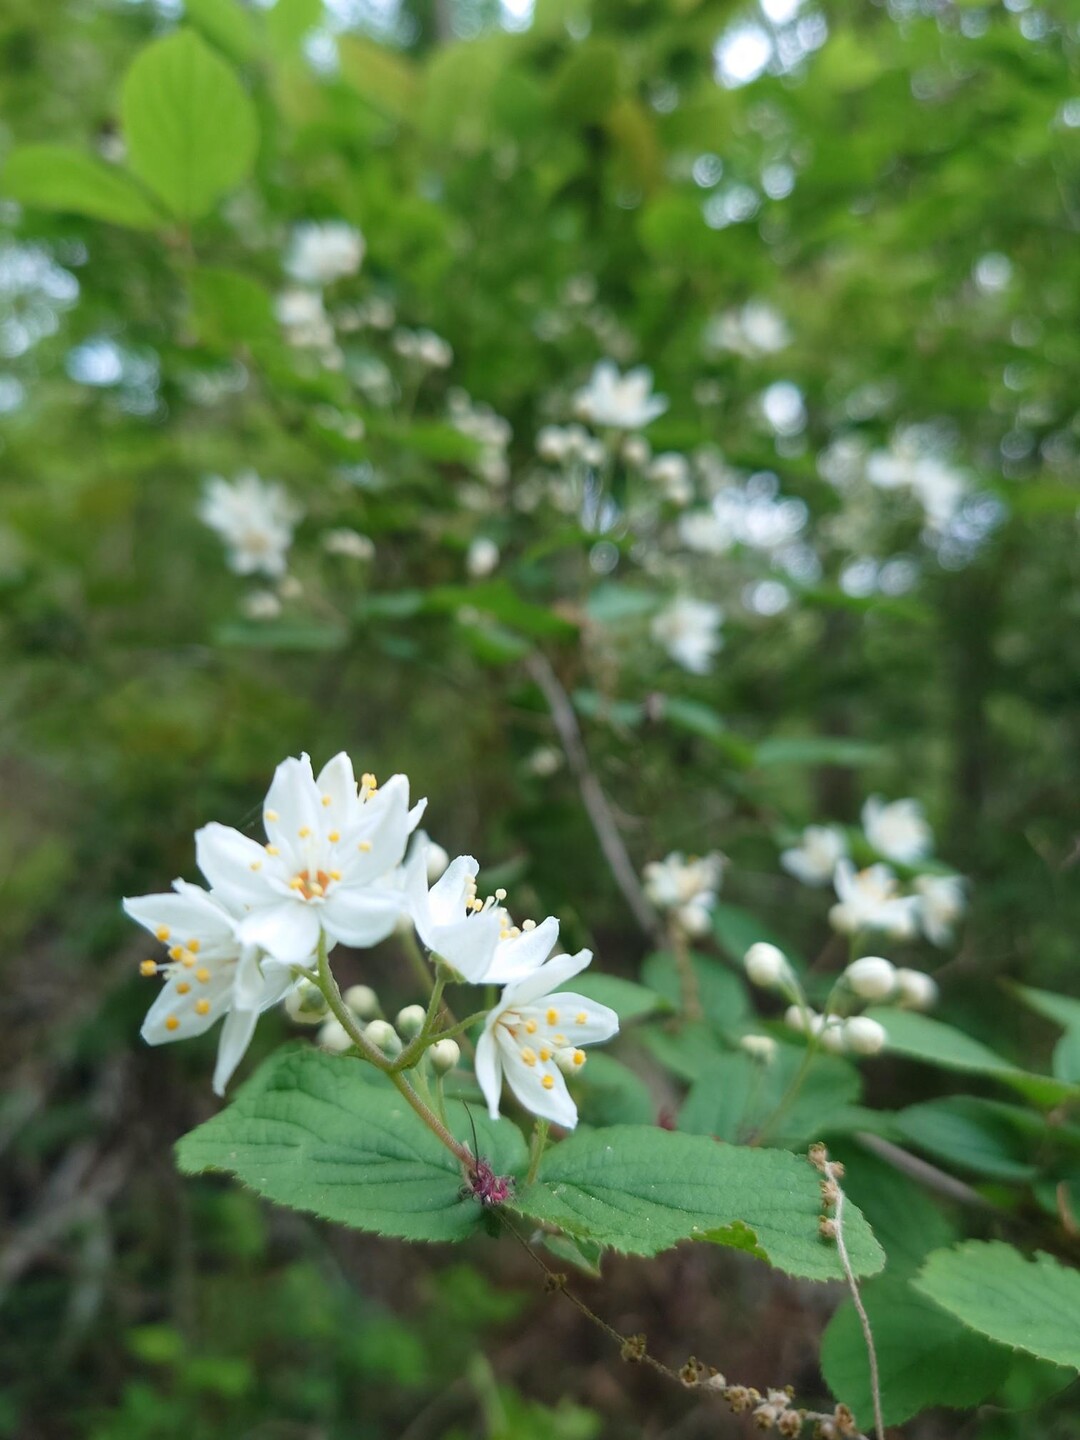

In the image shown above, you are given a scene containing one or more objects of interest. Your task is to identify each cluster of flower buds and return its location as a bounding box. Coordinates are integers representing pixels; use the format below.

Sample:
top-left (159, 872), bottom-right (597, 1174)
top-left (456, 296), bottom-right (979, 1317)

top-left (784, 1008), bottom-right (888, 1058)
top-left (843, 954), bottom-right (938, 1010)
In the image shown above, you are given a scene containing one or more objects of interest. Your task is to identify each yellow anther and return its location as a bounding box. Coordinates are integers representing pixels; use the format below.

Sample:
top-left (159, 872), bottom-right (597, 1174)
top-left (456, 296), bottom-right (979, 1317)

top-left (139, 959), bottom-right (158, 977)
top-left (499, 930), bottom-right (510, 941)
top-left (572, 1049), bottom-right (586, 1067)
top-left (553, 1034), bottom-right (567, 1047)
top-left (298, 826), bottom-right (312, 838)
top-left (165, 1015), bottom-right (180, 1032)
top-left (329, 870), bottom-right (342, 882)
top-left (266, 844), bottom-right (280, 856)
top-left (308, 882), bottom-right (325, 897)
top-left (181, 953), bottom-right (196, 969)
top-left (168, 945), bottom-right (183, 961)
top-left (546, 1008), bottom-right (559, 1025)
top-left (289, 876), bottom-right (305, 890)
top-left (328, 830), bottom-right (340, 843)
top-left (575, 1012), bottom-right (587, 1025)
top-left (541, 1074), bottom-right (555, 1090)
top-left (195, 998), bottom-right (211, 1016)
top-left (250, 860), bottom-right (262, 871)
top-left (525, 1019), bottom-right (538, 1034)
top-left (520, 1047), bottom-right (537, 1067)
top-left (321, 795), bottom-right (332, 807)
top-left (196, 967), bottom-right (211, 984)
top-left (176, 982), bottom-right (191, 995)
top-left (156, 926), bottom-right (170, 942)
top-left (358, 840), bottom-right (373, 853)
top-left (539, 1048), bottom-right (552, 1062)
top-left (187, 940), bottom-right (200, 953)
top-left (265, 810), bottom-right (279, 823)
top-left (509, 926), bottom-right (521, 938)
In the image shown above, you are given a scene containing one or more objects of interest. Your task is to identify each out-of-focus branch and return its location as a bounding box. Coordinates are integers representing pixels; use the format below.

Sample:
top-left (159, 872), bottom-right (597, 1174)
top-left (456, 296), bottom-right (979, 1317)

top-left (525, 651), bottom-right (660, 941)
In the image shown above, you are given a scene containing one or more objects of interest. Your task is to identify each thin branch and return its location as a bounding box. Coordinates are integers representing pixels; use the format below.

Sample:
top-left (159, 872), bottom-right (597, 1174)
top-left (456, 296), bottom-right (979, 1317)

top-left (525, 651), bottom-right (660, 940)
top-left (855, 1131), bottom-right (994, 1210)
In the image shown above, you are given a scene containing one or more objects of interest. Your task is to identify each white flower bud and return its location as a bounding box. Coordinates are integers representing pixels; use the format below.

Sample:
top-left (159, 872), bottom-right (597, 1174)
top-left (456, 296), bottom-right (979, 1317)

top-left (425, 840), bottom-right (450, 883)
top-left (820, 1017), bottom-right (847, 1054)
top-left (844, 955), bottom-right (897, 1001)
top-left (843, 1015), bottom-right (888, 1056)
top-left (621, 434), bottom-right (651, 469)
top-left (466, 536), bottom-right (499, 577)
top-left (536, 425), bottom-right (570, 464)
top-left (744, 942), bottom-right (792, 989)
top-left (429, 1038), bottom-right (460, 1074)
top-left (677, 901), bottom-right (712, 937)
top-left (317, 1017), bottom-right (354, 1053)
top-left (284, 979), bottom-right (328, 1026)
top-left (364, 1019), bottom-right (402, 1057)
top-left (395, 1004), bottom-right (427, 1039)
top-left (894, 968), bottom-right (939, 1011)
top-left (739, 1034), bottom-right (777, 1063)
top-left (343, 984), bottom-right (379, 1020)
top-left (785, 1004), bottom-right (816, 1033)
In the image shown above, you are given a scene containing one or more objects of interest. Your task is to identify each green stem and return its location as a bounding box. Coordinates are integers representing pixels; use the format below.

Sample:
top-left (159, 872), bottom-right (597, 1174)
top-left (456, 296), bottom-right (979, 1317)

top-left (392, 970), bottom-right (448, 1071)
top-left (671, 922), bottom-right (703, 1023)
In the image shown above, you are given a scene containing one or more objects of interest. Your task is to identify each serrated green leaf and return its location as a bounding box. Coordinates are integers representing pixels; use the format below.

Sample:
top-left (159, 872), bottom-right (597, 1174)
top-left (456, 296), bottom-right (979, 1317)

top-left (122, 30), bottom-right (258, 221)
top-left (3, 145), bottom-right (166, 229)
top-left (914, 1242), bottom-right (1080, 1370)
top-left (570, 973), bottom-right (664, 1023)
top-left (822, 1277), bottom-right (1009, 1426)
top-left (514, 1125), bottom-right (884, 1279)
top-left (680, 1049), bottom-right (861, 1148)
top-left (176, 1046), bottom-right (528, 1243)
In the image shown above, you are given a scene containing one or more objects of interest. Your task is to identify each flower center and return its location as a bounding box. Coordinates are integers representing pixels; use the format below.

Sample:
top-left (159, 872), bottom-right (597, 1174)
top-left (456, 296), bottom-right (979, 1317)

top-left (289, 867), bottom-right (338, 901)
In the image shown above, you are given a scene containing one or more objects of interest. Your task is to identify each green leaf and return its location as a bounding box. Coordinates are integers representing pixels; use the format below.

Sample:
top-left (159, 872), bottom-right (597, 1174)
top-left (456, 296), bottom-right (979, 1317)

top-left (641, 950), bottom-right (748, 1032)
top-left (1013, 983), bottom-right (1080, 1083)
top-left (176, 1046), bottom-right (528, 1243)
top-left (212, 619), bottom-right (349, 652)
top-left (821, 1277), bottom-right (1010, 1426)
top-left (836, 1147), bottom-right (957, 1277)
top-left (427, 581), bottom-right (578, 640)
top-left (570, 973), bottom-right (664, 1023)
top-left (552, 40), bottom-right (621, 123)
top-left (753, 736), bottom-right (887, 769)
top-left (636, 1020), bottom-right (725, 1082)
top-left (514, 1125), bottom-right (884, 1279)
top-left (710, 902), bottom-right (803, 971)
top-left (338, 35), bottom-right (421, 121)
top-left (182, 0), bottom-right (259, 65)
top-left (914, 1242), bottom-right (1080, 1370)
top-left (189, 266), bottom-right (279, 350)
top-left (680, 1050), bottom-right (861, 1148)
top-left (895, 1097), bottom-right (1038, 1181)
top-left (3, 145), bottom-right (166, 229)
top-left (866, 1006), bottom-right (1078, 1107)
top-left (121, 30), bottom-right (258, 221)
top-left (574, 1053), bottom-right (655, 1127)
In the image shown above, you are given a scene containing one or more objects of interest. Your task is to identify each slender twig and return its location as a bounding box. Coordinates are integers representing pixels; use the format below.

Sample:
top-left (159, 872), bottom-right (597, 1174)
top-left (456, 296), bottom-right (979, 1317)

top-left (855, 1131), bottom-right (994, 1210)
top-left (525, 650), bottom-right (660, 939)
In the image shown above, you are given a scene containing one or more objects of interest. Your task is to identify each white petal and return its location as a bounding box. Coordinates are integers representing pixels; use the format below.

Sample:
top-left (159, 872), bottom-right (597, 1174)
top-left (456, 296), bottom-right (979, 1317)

top-left (474, 1028), bottom-right (504, 1120)
top-left (320, 888), bottom-right (404, 948)
top-left (429, 911), bottom-right (503, 982)
top-left (141, 970), bottom-right (232, 1044)
top-left (263, 754), bottom-right (322, 849)
top-left (500, 948), bottom-right (593, 1010)
top-left (237, 900), bottom-right (321, 963)
top-left (123, 886), bottom-right (236, 951)
top-left (212, 1006), bottom-right (260, 1095)
top-left (498, 1034), bottom-right (578, 1128)
top-left (339, 780), bottom-right (418, 885)
top-left (196, 823), bottom-right (274, 906)
top-left (533, 991), bottom-right (619, 1045)
top-left (315, 752), bottom-right (358, 818)
top-left (423, 854), bottom-right (478, 931)
top-left (483, 915), bottom-right (559, 985)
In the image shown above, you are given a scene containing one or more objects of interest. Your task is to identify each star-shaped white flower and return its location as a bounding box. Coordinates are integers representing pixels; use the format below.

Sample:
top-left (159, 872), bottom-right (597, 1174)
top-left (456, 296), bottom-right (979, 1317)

top-left (780, 825), bottom-right (848, 887)
top-left (406, 843), bottom-right (561, 985)
top-left (574, 361), bottom-right (668, 431)
top-left (915, 873), bottom-right (966, 946)
top-left (124, 881), bottom-right (298, 1094)
top-left (862, 795), bottom-right (933, 866)
top-left (475, 951), bottom-right (619, 1129)
top-left (651, 597), bottom-right (724, 675)
top-left (829, 860), bottom-right (919, 939)
top-left (642, 851), bottom-right (725, 935)
top-left (195, 753), bottom-right (425, 965)
top-left (198, 471), bottom-right (303, 579)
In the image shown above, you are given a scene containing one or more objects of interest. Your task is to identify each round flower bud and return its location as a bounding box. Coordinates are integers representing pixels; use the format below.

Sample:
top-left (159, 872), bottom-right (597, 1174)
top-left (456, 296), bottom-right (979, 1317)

top-left (844, 1015), bottom-right (888, 1056)
top-left (894, 968), bottom-right (939, 1010)
top-left (317, 1018), bottom-right (354, 1053)
top-left (844, 955), bottom-right (897, 1001)
top-left (344, 984), bottom-right (379, 1020)
top-left (425, 839), bottom-right (450, 883)
top-left (364, 1020), bottom-right (402, 1058)
top-left (820, 1017), bottom-right (847, 1054)
top-left (739, 1034), bottom-right (777, 1063)
top-left (678, 901), bottom-right (712, 937)
top-left (785, 1004), bottom-right (816, 1034)
top-left (429, 1038), bottom-right (460, 1074)
top-left (284, 979), bottom-right (329, 1026)
top-left (395, 1004), bottom-right (427, 1039)
top-left (744, 942), bottom-right (792, 990)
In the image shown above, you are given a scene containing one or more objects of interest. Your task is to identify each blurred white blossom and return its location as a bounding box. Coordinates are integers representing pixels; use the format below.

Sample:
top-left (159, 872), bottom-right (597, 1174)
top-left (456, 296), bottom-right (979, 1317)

top-left (862, 795), bottom-right (933, 866)
top-left (285, 221), bottom-right (364, 285)
top-left (781, 824), bottom-right (847, 886)
top-left (574, 360), bottom-right (668, 430)
top-left (199, 471), bottom-right (303, 579)
top-left (651, 597), bottom-right (724, 674)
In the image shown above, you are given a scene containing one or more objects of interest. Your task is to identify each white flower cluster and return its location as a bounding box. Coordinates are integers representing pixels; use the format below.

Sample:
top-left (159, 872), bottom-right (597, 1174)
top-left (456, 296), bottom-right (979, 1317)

top-left (198, 471), bottom-right (303, 580)
top-left (447, 389), bottom-right (512, 487)
top-left (643, 850), bottom-right (725, 936)
top-left (125, 752), bottom-right (618, 1127)
top-left (781, 796), bottom-right (965, 946)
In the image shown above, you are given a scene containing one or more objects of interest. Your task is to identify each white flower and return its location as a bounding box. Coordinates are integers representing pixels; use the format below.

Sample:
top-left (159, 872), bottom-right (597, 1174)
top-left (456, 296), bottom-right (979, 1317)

top-left (275, 286), bottom-right (335, 349)
top-left (643, 851), bottom-right (725, 935)
top-left (862, 796), bottom-right (933, 866)
top-left (915, 873), bottom-right (965, 946)
top-left (867, 432), bottom-right (968, 532)
top-left (844, 955), bottom-right (897, 1000)
top-left (406, 848), bottom-right (559, 985)
top-left (239, 589), bottom-right (283, 621)
top-left (677, 509), bottom-right (734, 554)
top-left (323, 528), bottom-right (375, 560)
top-left (466, 536), bottom-right (500, 577)
top-left (651, 598), bottom-right (724, 674)
top-left (895, 967), bottom-right (939, 1010)
top-left (621, 434), bottom-right (651, 469)
top-left (573, 361), bottom-right (668, 431)
top-left (739, 1033), bottom-right (777, 1062)
top-left (829, 860), bottom-right (920, 938)
top-left (649, 453), bottom-right (694, 505)
top-left (744, 941), bottom-right (792, 990)
top-left (843, 1015), bottom-right (888, 1056)
top-left (195, 752), bottom-right (425, 965)
top-left (198, 471), bottom-right (303, 579)
top-left (124, 881), bottom-right (298, 1094)
top-left (285, 221), bottom-right (364, 285)
top-left (705, 301), bottom-right (790, 359)
top-left (536, 425), bottom-right (573, 464)
top-left (780, 825), bottom-right (848, 887)
top-left (411, 831), bottom-right (450, 882)
top-left (475, 950), bottom-right (619, 1129)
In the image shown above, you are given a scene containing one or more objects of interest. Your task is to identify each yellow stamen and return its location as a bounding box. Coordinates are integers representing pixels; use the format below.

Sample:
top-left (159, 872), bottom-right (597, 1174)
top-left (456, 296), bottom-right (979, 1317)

top-left (546, 1008), bottom-right (559, 1025)
top-left (575, 1012), bottom-right (587, 1025)
top-left (195, 999), bottom-right (210, 1016)
top-left (250, 860), bottom-right (262, 871)
top-left (520, 1047), bottom-right (537, 1067)
top-left (181, 953), bottom-right (196, 969)
top-left (176, 982), bottom-right (191, 995)
top-left (524, 1019), bottom-right (537, 1034)
top-left (321, 795), bottom-right (332, 807)
top-left (266, 844), bottom-right (280, 856)
top-left (572, 1049), bottom-right (586, 1067)
top-left (539, 1048), bottom-right (552, 1062)
top-left (328, 830), bottom-right (340, 843)
top-left (553, 1034), bottom-right (567, 1047)
top-left (165, 1015), bottom-right (179, 1032)
top-left (187, 940), bottom-right (200, 953)
top-left (358, 840), bottom-right (372, 853)
top-left (155, 926), bottom-right (170, 942)
top-left (329, 870), bottom-right (342, 882)
top-left (265, 810), bottom-right (279, 822)
top-left (139, 959), bottom-right (157, 977)
top-left (298, 826), bottom-right (311, 838)
top-left (168, 945), bottom-right (183, 961)
top-left (541, 1074), bottom-right (555, 1090)
top-left (196, 968), bottom-right (211, 984)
